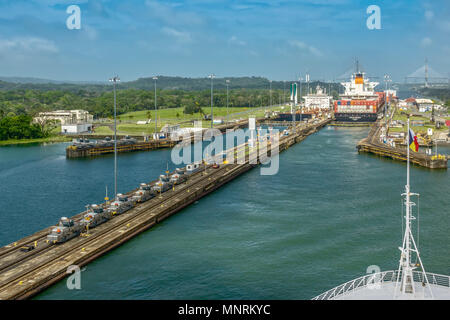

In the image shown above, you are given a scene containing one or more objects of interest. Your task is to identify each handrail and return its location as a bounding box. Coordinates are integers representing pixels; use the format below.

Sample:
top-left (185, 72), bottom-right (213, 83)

top-left (312, 270), bottom-right (450, 300)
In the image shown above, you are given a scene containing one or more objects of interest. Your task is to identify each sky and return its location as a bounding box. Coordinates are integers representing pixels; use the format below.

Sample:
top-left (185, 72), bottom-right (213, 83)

top-left (0, 0), bottom-right (449, 82)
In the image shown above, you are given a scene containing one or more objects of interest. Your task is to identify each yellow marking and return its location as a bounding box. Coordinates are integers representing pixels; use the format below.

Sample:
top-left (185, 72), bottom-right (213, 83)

top-left (13, 242), bottom-right (17, 247)
top-left (126, 224), bottom-right (130, 227)
top-left (18, 281), bottom-right (23, 285)
top-left (81, 248), bottom-right (85, 251)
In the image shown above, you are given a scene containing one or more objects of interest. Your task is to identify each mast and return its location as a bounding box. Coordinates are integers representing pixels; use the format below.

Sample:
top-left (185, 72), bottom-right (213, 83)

top-left (394, 116), bottom-right (433, 299)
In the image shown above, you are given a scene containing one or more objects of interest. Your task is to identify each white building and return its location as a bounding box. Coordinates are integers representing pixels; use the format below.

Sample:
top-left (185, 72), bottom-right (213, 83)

top-left (34, 110), bottom-right (93, 134)
top-left (416, 98), bottom-right (434, 112)
top-left (303, 85), bottom-right (332, 110)
top-left (385, 89), bottom-right (397, 98)
top-left (61, 123), bottom-right (93, 134)
top-left (34, 110), bottom-right (93, 125)
top-left (161, 124), bottom-right (181, 134)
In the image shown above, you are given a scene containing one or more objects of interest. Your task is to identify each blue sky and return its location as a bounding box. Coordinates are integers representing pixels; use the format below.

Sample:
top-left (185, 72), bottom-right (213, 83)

top-left (0, 0), bottom-right (448, 82)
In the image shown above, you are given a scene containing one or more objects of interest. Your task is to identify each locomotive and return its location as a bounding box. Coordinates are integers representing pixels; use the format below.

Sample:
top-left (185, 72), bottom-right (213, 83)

top-left (83, 204), bottom-right (110, 228)
top-left (152, 174), bottom-right (173, 193)
top-left (132, 183), bottom-right (155, 203)
top-left (47, 161), bottom-right (205, 244)
top-left (108, 193), bottom-right (134, 215)
top-left (47, 217), bottom-right (85, 243)
top-left (170, 168), bottom-right (187, 185)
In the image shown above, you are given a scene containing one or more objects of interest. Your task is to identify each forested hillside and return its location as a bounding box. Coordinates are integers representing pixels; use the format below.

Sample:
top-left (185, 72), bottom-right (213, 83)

top-left (0, 76), bottom-right (340, 119)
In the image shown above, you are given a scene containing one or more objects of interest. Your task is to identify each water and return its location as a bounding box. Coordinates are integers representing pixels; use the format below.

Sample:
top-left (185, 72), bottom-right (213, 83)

top-left (0, 127), bottom-right (448, 299)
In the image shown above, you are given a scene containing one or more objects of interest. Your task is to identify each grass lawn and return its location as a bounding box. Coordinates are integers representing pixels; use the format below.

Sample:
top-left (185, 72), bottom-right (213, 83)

top-left (94, 105), bottom-right (287, 136)
top-left (389, 125), bottom-right (445, 134)
top-left (0, 135), bottom-right (72, 146)
top-left (115, 106), bottom-right (263, 122)
top-left (115, 106), bottom-right (286, 121)
top-left (390, 109), bottom-right (447, 135)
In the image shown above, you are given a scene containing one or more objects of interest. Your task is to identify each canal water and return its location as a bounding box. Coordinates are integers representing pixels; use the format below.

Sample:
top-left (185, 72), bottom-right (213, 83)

top-left (0, 127), bottom-right (448, 299)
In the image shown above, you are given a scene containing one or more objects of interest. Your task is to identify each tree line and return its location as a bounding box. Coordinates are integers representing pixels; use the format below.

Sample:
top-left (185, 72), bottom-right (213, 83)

top-left (0, 115), bottom-right (47, 141)
top-left (0, 86), bottom-right (339, 119)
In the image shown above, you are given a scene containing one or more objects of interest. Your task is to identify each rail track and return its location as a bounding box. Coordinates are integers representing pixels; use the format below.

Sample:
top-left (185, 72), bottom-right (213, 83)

top-left (0, 163), bottom-right (241, 299)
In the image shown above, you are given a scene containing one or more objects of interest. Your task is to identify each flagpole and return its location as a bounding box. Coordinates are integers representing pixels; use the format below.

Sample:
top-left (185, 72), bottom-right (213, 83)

top-left (402, 115), bottom-right (412, 294)
top-left (407, 116), bottom-right (410, 189)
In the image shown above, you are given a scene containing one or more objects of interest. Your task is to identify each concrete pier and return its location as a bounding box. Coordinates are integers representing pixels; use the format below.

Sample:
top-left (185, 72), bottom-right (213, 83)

top-left (66, 118), bottom-right (266, 158)
top-left (356, 121), bottom-right (448, 169)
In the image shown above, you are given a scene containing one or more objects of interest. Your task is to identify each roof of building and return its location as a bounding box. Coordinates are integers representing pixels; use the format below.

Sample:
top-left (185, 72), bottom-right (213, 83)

top-left (416, 98), bottom-right (434, 104)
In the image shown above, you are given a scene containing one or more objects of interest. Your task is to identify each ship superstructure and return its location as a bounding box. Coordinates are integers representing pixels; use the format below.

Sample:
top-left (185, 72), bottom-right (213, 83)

top-left (334, 64), bottom-right (385, 122)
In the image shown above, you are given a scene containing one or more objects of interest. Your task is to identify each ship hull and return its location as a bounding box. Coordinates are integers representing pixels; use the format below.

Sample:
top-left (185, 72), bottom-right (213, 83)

top-left (334, 112), bottom-right (378, 122)
top-left (275, 113), bottom-right (313, 121)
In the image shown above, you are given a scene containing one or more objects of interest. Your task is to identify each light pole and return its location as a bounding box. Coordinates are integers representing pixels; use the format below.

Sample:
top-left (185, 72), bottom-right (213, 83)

top-left (209, 74), bottom-right (215, 128)
top-left (109, 75), bottom-right (120, 199)
top-left (153, 76), bottom-right (158, 134)
top-left (269, 80), bottom-right (272, 110)
top-left (384, 74), bottom-right (391, 118)
top-left (226, 79), bottom-right (230, 124)
top-left (299, 76), bottom-right (303, 124)
top-left (306, 73), bottom-right (310, 95)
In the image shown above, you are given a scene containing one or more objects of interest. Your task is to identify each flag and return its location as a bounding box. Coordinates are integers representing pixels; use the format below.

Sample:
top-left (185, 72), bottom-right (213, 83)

top-left (408, 128), bottom-right (419, 152)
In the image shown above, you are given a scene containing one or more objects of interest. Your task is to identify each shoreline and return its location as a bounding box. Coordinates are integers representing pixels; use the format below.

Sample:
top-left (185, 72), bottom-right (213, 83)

top-left (0, 136), bottom-right (72, 147)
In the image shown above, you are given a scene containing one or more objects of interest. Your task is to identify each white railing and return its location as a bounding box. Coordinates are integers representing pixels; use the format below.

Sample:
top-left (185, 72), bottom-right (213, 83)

top-left (312, 270), bottom-right (450, 300)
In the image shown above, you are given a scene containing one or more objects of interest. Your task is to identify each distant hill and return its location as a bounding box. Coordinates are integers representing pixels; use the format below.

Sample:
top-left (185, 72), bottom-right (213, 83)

top-left (123, 76), bottom-right (274, 91)
top-left (0, 76), bottom-right (106, 85)
top-left (0, 75), bottom-right (339, 93)
top-left (0, 76), bottom-right (59, 84)
top-left (418, 87), bottom-right (450, 103)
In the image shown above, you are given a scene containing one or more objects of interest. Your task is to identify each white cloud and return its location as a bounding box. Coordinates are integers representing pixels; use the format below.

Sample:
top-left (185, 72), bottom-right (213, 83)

top-left (421, 37), bottom-right (432, 47)
top-left (438, 20), bottom-right (450, 33)
top-left (288, 40), bottom-right (323, 57)
top-left (162, 27), bottom-right (192, 43)
top-left (424, 10), bottom-right (434, 21)
top-left (0, 37), bottom-right (58, 54)
top-left (145, 0), bottom-right (204, 26)
top-left (83, 25), bottom-right (98, 41)
top-left (229, 36), bottom-right (246, 46)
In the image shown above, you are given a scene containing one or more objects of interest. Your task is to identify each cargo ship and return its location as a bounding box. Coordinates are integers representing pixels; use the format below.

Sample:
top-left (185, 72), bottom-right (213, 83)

top-left (275, 111), bottom-right (313, 122)
top-left (334, 69), bottom-right (385, 123)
